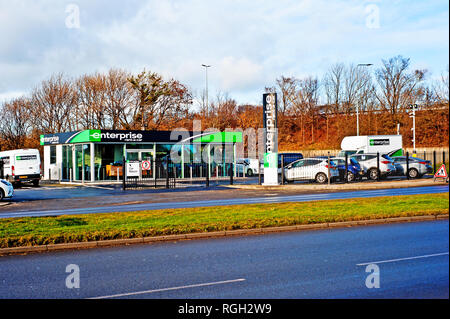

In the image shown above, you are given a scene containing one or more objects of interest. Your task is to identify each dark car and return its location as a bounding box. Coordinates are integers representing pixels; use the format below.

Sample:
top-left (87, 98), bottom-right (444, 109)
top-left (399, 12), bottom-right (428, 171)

top-left (332, 157), bottom-right (362, 182)
top-left (315, 156), bottom-right (362, 182)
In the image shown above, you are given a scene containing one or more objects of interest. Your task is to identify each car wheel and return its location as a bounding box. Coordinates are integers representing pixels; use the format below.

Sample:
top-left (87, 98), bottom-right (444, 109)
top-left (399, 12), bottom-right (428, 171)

top-left (347, 172), bottom-right (355, 182)
top-left (315, 172), bottom-right (327, 184)
top-left (32, 180), bottom-right (39, 187)
top-left (0, 190), bottom-right (4, 201)
top-left (247, 169), bottom-right (253, 177)
top-left (368, 168), bottom-right (379, 180)
top-left (408, 168), bottom-right (419, 179)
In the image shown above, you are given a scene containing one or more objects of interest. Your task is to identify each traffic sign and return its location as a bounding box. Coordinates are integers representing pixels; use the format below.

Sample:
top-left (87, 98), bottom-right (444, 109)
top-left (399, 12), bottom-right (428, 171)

top-left (142, 160), bottom-right (151, 170)
top-left (434, 164), bottom-right (448, 178)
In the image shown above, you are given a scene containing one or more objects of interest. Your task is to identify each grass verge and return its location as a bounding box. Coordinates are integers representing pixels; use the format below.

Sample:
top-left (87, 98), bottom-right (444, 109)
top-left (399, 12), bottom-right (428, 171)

top-left (0, 193), bottom-right (448, 248)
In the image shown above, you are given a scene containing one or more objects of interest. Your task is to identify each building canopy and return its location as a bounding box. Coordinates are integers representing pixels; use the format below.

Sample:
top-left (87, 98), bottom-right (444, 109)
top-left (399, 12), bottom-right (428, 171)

top-left (40, 130), bottom-right (243, 145)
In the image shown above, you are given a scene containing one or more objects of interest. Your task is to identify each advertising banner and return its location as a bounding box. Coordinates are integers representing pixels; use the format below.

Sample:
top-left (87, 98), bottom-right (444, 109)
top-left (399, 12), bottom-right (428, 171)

top-left (263, 93), bottom-right (278, 185)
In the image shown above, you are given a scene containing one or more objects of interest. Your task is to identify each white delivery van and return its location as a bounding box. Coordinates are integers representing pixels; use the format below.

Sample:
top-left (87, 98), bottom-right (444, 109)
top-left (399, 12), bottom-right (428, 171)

top-left (339, 135), bottom-right (403, 157)
top-left (0, 149), bottom-right (41, 186)
top-left (236, 158), bottom-right (260, 176)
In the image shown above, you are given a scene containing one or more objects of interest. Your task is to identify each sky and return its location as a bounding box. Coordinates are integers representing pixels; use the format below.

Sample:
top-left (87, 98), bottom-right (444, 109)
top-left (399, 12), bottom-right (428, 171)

top-left (0, 0), bottom-right (448, 106)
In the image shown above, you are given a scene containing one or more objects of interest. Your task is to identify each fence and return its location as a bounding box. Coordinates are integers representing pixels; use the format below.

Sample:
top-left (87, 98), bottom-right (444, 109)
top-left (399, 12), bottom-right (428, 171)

top-left (273, 150), bottom-right (448, 185)
top-left (109, 150), bottom-right (450, 190)
top-left (123, 158), bottom-right (239, 190)
top-left (0, 159), bottom-right (4, 179)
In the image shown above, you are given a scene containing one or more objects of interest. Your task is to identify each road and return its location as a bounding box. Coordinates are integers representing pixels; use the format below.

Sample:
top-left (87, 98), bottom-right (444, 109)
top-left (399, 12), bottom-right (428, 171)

top-left (0, 185), bottom-right (448, 218)
top-left (0, 220), bottom-right (447, 299)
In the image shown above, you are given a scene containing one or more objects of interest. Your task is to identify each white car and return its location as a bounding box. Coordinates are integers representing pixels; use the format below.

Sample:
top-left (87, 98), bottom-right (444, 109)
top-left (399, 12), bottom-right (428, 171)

top-left (350, 153), bottom-right (396, 180)
top-left (0, 179), bottom-right (14, 201)
top-left (235, 159), bottom-right (258, 176)
top-left (283, 158), bottom-right (339, 184)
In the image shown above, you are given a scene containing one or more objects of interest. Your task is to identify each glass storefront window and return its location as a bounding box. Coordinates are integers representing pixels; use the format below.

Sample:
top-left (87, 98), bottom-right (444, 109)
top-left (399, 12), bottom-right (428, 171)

top-left (75, 145), bottom-right (82, 181)
top-left (62, 145), bottom-right (72, 180)
top-left (83, 144), bottom-right (91, 181)
top-left (55, 141), bottom-right (235, 181)
top-left (95, 144), bottom-right (124, 180)
top-left (50, 146), bottom-right (56, 164)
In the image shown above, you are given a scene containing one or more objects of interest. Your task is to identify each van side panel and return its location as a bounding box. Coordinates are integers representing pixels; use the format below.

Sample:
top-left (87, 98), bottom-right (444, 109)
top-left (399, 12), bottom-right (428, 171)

top-left (0, 149), bottom-right (41, 184)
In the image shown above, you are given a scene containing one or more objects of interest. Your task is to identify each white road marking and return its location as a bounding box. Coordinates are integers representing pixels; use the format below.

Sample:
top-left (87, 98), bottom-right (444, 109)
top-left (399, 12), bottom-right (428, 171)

top-left (87, 278), bottom-right (246, 299)
top-left (356, 252), bottom-right (449, 266)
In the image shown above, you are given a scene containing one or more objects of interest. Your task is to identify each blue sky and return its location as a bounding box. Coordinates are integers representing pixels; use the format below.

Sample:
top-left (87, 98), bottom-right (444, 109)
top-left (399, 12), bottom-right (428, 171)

top-left (0, 0), bottom-right (448, 106)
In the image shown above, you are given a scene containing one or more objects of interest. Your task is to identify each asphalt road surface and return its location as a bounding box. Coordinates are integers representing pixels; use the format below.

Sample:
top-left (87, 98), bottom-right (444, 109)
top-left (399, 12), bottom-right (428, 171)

top-left (0, 220), bottom-right (447, 299)
top-left (0, 185), bottom-right (448, 218)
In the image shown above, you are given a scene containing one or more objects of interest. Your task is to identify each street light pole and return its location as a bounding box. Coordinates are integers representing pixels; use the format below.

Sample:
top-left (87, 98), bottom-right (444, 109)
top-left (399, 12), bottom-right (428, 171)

top-left (409, 104), bottom-right (418, 155)
top-left (201, 64), bottom-right (211, 116)
top-left (356, 63), bottom-right (373, 136)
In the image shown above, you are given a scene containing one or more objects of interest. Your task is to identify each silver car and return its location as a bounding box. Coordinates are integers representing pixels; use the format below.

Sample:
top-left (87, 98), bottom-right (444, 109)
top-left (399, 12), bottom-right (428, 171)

top-left (283, 158), bottom-right (339, 184)
top-left (350, 153), bottom-right (396, 180)
top-left (391, 156), bottom-right (433, 179)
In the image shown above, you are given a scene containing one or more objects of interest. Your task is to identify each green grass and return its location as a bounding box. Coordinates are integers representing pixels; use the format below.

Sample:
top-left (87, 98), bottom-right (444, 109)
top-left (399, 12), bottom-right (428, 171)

top-left (0, 193), bottom-right (448, 248)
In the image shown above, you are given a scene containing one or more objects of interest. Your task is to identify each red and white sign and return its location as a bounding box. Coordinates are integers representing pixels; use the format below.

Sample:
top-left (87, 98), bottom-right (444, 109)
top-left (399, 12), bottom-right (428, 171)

top-left (434, 164), bottom-right (448, 178)
top-left (141, 160), bottom-right (151, 170)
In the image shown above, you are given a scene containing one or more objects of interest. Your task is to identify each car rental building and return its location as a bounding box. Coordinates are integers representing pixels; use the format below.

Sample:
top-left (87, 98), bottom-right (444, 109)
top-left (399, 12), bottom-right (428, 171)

top-left (40, 129), bottom-right (242, 182)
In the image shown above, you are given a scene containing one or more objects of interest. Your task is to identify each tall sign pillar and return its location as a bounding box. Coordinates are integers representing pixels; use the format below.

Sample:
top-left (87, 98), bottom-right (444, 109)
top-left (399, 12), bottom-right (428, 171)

top-left (263, 93), bottom-right (278, 185)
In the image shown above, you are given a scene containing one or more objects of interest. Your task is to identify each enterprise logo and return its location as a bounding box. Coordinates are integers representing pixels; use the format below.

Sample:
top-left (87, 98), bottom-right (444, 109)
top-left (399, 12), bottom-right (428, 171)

top-left (40, 136), bottom-right (59, 144)
top-left (90, 131), bottom-right (143, 141)
top-left (264, 94), bottom-right (277, 153)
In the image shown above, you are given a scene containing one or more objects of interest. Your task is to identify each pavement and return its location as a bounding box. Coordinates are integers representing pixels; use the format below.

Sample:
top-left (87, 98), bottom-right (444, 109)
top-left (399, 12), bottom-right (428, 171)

top-left (0, 220), bottom-right (447, 299)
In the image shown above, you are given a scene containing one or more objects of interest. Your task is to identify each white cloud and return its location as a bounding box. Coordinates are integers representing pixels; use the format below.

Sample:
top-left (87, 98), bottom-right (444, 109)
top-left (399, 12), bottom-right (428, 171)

top-left (0, 0), bottom-right (448, 106)
top-left (216, 57), bottom-right (263, 92)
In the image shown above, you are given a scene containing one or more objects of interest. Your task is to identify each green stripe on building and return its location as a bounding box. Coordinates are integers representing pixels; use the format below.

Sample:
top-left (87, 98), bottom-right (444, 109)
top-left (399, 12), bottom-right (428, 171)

top-left (192, 132), bottom-right (242, 143)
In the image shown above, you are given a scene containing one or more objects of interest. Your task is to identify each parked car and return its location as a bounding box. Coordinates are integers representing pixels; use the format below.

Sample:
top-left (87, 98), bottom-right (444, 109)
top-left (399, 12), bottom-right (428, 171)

top-left (278, 153), bottom-right (304, 174)
top-left (236, 159), bottom-right (255, 176)
top-left (391, 156), bottom-right (433, 179)
top-left (392, 161), bottom-right (405, 176)
top-left (0, 179), bottom-right (14, 201)
top-left (350, 153), bottom-right (396, 180)
top-left (283, 158), bottom-right (339, 184)
top-left (315, 156), bottom-right (363, 182)
top-left (332, 157), bottom-right (363, 182)
top-left (237, 158), bottom-right (260, 175)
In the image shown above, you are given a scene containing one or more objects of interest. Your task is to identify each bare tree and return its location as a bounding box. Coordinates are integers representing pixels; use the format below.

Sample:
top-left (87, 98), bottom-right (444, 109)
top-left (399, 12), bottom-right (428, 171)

top-left (0, 97), bottom-right (33, 150)
top-left (31, 73), bottom-right (78, 133)
top-left (343, 64), bottom-right (373, 114)
top-left (76, 73), bottom-right (107, 130)
top-left (433, 66), bottom-right (449, 106)
top-left (289, 76), bottom-right (319, 143)
top-left (375, 55), bottom-right (426, 114)
top-left (102, 69), bottom-right (137, 129)
top-left (275, 76), bottom-right (297, 116)
top-left (323, 63), bottom-right (345, 114)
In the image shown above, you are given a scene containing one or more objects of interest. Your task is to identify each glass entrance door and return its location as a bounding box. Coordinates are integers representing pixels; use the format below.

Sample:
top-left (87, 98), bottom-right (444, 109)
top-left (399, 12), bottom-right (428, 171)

top-left (126, 149), bottom-right (154, 178)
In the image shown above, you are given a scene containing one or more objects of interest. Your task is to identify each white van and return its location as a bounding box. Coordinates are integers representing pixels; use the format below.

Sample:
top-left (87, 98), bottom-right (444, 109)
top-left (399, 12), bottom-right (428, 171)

top-left (339, 135), bottom-right (403, 157)
top-left (237, 158), bottom-right (261, 175)
top-left (0, 149), bottom-right (41, 186)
